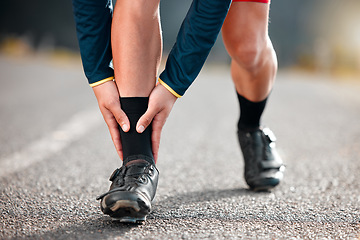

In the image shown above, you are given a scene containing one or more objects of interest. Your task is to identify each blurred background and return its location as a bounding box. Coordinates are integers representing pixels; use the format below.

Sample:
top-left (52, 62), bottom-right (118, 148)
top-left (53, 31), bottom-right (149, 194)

top-left (1, 0), bottom-right (360, 75)
top-left (2, 2), bottom-right (360, 238)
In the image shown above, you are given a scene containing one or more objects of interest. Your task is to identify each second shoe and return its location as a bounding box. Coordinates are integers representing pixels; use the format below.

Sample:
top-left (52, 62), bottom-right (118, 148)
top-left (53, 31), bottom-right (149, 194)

top-left (237, 127), bottom-right (285, 191)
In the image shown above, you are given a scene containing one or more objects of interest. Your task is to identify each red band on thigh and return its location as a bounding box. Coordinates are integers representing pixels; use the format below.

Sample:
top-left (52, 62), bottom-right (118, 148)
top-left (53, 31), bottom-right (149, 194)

top-left (232, 0), bottom-right (270, 3)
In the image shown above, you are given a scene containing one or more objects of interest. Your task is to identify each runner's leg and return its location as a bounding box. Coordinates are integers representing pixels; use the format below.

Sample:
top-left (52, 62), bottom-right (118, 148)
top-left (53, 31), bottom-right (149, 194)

top-left (111, 0), bottom-right (162, 165)
top-left (222, 2), bottom-right (284, 191)
top-left (112, 0), bottom-right (162, 97)
top-left (222, 1), bottom-right (276, 103)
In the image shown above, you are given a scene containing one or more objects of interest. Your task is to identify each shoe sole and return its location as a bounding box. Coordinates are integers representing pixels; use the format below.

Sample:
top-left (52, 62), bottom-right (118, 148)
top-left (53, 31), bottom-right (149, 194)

top-left (112, 216), bottom-right (146, 224)
top-left (248, 166), bottom-right (285, 192)
top-left (103, 199), bottom-right (150, 224)
top-left (250, 178), bottom-right (280, 192)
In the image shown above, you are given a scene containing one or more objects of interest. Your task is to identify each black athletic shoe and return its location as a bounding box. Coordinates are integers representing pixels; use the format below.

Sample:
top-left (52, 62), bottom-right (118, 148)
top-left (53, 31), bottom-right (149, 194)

top-left (96, 161), bottom-right (159, 223)
top-left (237, 127), bottom-right (285, 191)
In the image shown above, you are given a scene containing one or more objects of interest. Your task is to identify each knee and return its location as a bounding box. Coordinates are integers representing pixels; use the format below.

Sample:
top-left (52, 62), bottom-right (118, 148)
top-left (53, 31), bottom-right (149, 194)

top-left (230, 40), bottom-right (268, 70)
top-left (226, 37), bottom-right (275, 71)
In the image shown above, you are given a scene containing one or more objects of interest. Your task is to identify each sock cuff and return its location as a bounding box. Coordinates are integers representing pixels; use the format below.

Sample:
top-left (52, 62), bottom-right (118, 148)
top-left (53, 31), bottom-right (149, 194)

top-left (123, 155), bottom-right (154, 166)
top-left (236, 93), bottom-right (268, 105)
top-left (120, 97), bottom-right (149, 114)
top-left (237, 92), bottom-right (268, 130)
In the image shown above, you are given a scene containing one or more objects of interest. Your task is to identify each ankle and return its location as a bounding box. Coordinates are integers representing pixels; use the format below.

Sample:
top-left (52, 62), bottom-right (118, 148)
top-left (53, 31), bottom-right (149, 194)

top-left (119, 97), bottom-right (155, 166)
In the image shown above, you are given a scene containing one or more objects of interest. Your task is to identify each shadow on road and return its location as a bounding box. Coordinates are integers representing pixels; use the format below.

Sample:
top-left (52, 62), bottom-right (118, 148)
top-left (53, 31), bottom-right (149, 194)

top-left (150, 187), bottom-right (270, 220)
top-left (17, 216), bottom-right (140, 240)
top-left (156, 187), bottom-right (254, 207)
top-left (19, 187), bottom-right (260, 239)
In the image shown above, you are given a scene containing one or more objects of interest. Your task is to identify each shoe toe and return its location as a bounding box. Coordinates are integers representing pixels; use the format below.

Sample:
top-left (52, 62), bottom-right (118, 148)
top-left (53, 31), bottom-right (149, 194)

top-left (247, 168), bottom-right (284, 191)
top-left (101, 190), bottom-right (151, 216)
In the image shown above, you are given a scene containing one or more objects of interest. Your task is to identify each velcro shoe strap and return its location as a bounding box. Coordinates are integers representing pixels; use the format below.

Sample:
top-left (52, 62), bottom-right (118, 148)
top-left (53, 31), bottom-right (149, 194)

top-left (109, 168), bottom-right (122, 181)
top-left (260, 160), bottom-right (283, 170)
top-left (263, 128), bottom-right (277, 142)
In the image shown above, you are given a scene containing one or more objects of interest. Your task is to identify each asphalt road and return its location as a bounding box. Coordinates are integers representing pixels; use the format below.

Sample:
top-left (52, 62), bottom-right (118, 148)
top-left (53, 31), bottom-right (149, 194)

top-left (0, 55), bottom-right (359, 239)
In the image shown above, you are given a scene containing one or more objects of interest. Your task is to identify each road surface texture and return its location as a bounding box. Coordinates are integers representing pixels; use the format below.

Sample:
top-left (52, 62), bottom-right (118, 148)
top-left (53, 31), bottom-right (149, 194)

top-left (0, 55), bottom-right (359, 239)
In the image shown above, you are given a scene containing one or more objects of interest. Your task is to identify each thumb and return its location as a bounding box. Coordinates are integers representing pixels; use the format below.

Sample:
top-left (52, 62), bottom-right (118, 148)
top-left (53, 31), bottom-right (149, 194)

top-left (136, 107), bottom-right (158, 133)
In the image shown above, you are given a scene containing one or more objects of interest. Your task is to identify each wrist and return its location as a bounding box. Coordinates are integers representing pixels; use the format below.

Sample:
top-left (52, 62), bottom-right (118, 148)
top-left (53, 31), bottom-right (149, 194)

top-left (89, 77), bottom-right (114, 88)
top-left (157, 83), bottom-right (178, 104)
top-left (157, 78), bottom-right (182, 98)
top-left (92, 80), bottom-right (119, 103)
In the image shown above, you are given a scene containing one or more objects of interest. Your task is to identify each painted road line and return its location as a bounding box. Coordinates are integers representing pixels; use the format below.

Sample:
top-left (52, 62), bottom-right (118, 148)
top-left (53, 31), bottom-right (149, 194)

top-left (0, 108), bottom-right (102, 176)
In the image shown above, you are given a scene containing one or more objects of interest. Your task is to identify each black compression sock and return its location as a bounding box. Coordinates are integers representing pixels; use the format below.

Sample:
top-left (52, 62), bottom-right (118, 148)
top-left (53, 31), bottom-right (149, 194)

top-left (119, 97), bottom-right (154, 165)
top-left (237, 92), bottom-right (268, 130)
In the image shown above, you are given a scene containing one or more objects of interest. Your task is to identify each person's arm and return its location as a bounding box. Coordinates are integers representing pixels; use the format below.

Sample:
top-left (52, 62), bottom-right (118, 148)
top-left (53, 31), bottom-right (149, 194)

top-left (72, 0), bottom-right (130, 159)
top-left (137, 0), bottom-right (231, 157)
top-left (72, 0), bottom-right (114, 86)
top-left (158, 0), bottom-right (232, 97)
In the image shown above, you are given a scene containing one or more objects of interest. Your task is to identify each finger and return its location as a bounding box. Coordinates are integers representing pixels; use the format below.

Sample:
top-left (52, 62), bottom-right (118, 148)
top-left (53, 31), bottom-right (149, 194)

top-left (151, 126), bottom-right (160, 162)
top-left (106, 100), bottom-right (130, 132)
top-left (151, 113), bottom-right (167, 162)
top-left (102, 111), bottom-right (124, 160)
top-left (108, 121), bottom-right (124, 160)
top-left (136, 106), bottom-right (159, 133)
